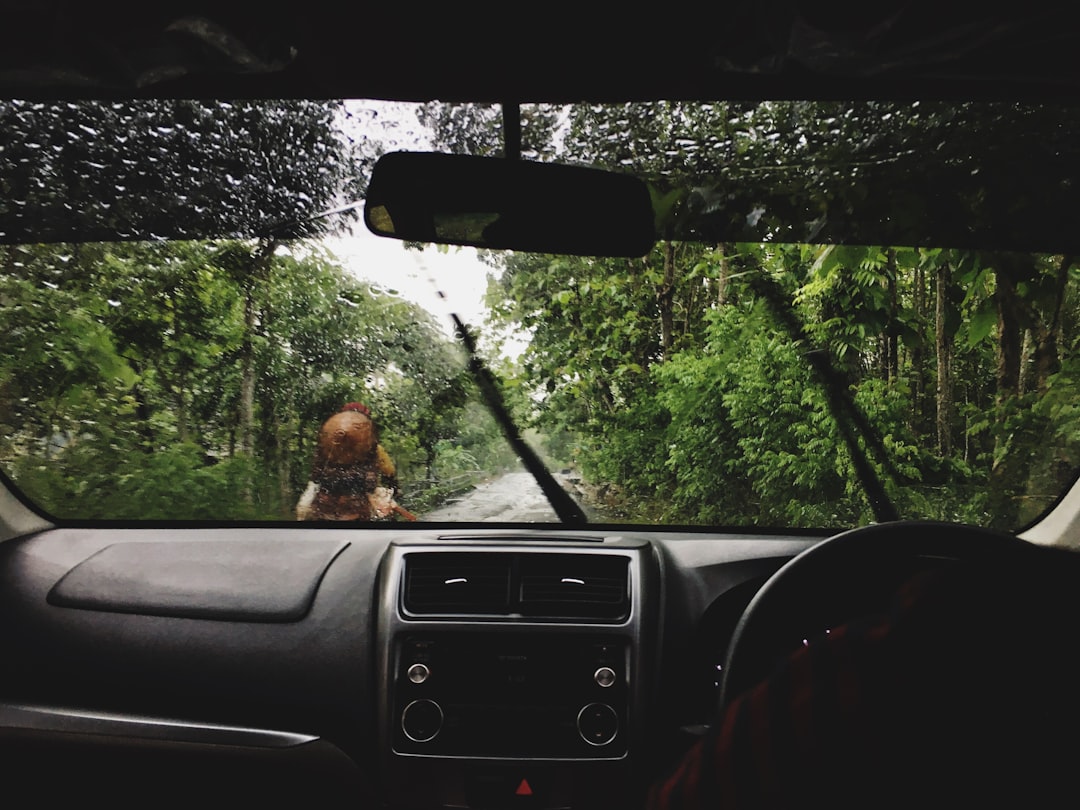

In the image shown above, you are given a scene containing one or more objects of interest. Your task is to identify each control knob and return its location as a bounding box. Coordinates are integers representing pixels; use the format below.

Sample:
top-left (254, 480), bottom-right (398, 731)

top-left (577, 702), bottom-right (618, 746)
top-left (407, 662), bottom-right (430, 684)
top-left (401, 699), bottom-right (443, 743)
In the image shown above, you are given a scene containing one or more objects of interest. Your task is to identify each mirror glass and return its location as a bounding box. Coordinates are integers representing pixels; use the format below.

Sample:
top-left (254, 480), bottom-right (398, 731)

top-left (364, 152), bottom-right (656, 257)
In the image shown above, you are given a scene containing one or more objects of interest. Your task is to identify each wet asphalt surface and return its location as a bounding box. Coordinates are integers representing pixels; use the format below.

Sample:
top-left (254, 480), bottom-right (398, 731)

top-left (422, 471), bottom-right (576, 523)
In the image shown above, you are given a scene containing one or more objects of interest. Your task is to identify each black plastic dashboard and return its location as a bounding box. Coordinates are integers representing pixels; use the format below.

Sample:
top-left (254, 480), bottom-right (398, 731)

top-left (0, 526), bottom-right (819, 807)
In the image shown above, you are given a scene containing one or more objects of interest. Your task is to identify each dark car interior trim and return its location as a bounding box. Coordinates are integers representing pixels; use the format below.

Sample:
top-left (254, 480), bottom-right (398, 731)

top-left (0, 702), bottom-right (319, 747)
top-left (0, 526), bottom-right (817, 805)
top-left (46, 538), bottom-right (349, 621)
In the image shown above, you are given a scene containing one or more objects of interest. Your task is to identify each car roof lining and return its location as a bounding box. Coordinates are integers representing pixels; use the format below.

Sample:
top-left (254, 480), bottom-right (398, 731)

top-left (1, 6), bottom-right (1078, 104)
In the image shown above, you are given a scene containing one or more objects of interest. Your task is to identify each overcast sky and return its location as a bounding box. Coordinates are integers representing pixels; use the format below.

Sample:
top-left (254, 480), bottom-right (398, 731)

top-left (325, 228), bottom-right (493, 331)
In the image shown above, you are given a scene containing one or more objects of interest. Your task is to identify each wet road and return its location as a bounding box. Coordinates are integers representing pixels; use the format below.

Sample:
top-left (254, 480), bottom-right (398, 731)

top-left (422, 471), bottom-right (567, 522)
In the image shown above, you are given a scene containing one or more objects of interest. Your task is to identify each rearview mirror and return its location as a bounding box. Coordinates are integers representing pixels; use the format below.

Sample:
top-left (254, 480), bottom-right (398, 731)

top-left (364, 152), bottom-right (656, 257)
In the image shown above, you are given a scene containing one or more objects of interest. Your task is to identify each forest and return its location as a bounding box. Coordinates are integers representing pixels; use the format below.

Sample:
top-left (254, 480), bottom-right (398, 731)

top-left (3, 98), bottom-right (1080, 529)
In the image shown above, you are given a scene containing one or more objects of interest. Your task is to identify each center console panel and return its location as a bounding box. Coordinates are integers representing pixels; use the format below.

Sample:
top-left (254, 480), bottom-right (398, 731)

top-left (376, 537), bottom-right (656, 808)
top-left (394, 632), bottom-right (629, 757)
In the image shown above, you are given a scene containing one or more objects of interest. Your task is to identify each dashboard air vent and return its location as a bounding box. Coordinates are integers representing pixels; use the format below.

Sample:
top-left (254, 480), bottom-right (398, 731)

top-left (518, 554), bottom-right (630, 620)
top-left (404, 553), bottom-right (512, 614)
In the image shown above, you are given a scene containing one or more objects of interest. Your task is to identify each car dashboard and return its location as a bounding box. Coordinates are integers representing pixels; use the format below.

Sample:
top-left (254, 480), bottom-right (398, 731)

top-left (0, 525), bottom-right (818, 807)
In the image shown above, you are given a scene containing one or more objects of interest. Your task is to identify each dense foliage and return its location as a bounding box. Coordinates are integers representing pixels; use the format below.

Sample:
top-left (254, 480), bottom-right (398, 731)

top-left (488, 239), bottom-right (1080, 529)
top-left (5, 98), bottom-right (1080, 528)
top-left (0, 238), bottom-right (515, 519)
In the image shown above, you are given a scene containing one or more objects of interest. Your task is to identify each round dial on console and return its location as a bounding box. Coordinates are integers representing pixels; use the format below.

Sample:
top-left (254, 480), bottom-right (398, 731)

top-left (577, 702), bottom-right (618, 746)
top-left (401, 699), bottom-right (443, 742)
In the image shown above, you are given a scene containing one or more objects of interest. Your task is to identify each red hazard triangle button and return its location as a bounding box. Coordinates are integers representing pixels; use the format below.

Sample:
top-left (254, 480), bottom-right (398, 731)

top-left (515, 779), bottom-right (533, 796)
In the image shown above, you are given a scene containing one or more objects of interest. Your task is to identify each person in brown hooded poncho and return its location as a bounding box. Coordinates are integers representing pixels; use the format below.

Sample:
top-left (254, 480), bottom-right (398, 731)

top-left (296, 402), bottom-right (416, 521)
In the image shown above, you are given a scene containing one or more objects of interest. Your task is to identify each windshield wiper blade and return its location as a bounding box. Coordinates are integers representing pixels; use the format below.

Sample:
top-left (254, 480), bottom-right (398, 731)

top-left (749, 272), bottom-right (901, 523)
top-left (451, 314), bottom-right (588, 526)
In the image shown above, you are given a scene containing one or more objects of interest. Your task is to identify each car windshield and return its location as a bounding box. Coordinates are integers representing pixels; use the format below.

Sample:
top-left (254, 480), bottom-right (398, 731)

top-left (3, 98), bottom-right (1079, 530)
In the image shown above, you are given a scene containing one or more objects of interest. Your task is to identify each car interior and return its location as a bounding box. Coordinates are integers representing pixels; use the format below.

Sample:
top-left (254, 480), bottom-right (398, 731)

top-left (4, 5), bottom-right (1080, 808)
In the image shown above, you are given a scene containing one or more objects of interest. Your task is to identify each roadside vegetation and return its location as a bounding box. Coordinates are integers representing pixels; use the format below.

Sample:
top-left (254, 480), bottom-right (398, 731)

top-left (3, 99), bottom-right (1079, 528)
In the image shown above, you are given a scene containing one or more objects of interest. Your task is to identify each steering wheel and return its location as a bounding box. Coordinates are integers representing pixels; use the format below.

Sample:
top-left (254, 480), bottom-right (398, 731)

top-left (716, 520), bottom-right (1036, 710)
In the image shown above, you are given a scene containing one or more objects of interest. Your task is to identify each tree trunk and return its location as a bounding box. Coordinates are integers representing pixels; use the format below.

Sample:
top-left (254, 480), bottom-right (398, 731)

top-left (935, 262), bottom-right (952, 455)
top-left (911, 263), bottom-right (926, 430)
top-left (988, 255), bottom-right (1035, 526)
top-left (1031, 254), bottom-right (1072, 393)
top-left (239, 286), bottom-right (257, 456)
top-left (127, 358), bottom-right (156, 452)
top-left (258, 401), bottom-right (293, 519)
top-left (658, 240), bottom-right (675, 356)
top-left (279, 438), bottom-right (292, 517)
top-left (887, 248), bottom-right (899, 383)
top-left (682, 269), bottom-right (696, 338)
top-left (716, 243), bottom-right (730, 307)
top-left (994, 268), bottom-right (1023, 405)
top-left (237, 239), bottom-right (277, 456)
top-left (176, 387), bottom-right (189, 443)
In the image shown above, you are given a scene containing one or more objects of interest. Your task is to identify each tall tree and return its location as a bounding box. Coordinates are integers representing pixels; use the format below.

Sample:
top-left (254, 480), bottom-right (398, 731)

top-left (936, 261), bottom-right (953, 455)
